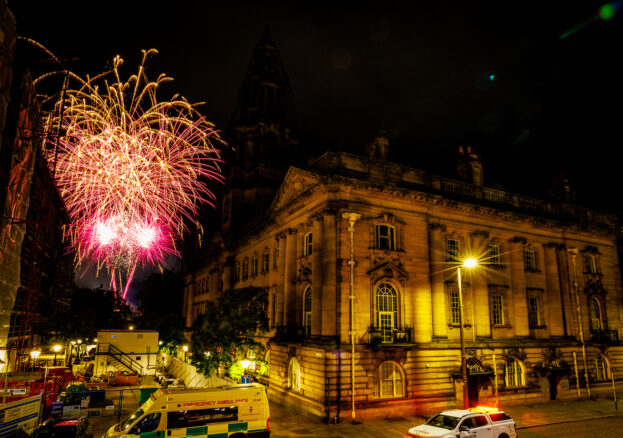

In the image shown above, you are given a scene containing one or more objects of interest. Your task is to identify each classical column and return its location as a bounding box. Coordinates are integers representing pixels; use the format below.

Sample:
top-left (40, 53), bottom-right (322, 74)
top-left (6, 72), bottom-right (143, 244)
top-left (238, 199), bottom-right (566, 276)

top-left (222, 258), bottom-right (232, 292)
top-left (311, 215), bottom-right (324, 336)
top-left (284, 228), bottom-right (298, 326)
top-left (429, 223), bottom-right (447, 338)
top-left (544, 243), bottom-right (564, 336)
top-left (321, 212), bottom-right (337, 337)
top-left (275, 232), bottom-right (287, 326)
top-left (510, 236), bottom-right (529, 336)
top-left (471, 230), bottom-right (490, 338)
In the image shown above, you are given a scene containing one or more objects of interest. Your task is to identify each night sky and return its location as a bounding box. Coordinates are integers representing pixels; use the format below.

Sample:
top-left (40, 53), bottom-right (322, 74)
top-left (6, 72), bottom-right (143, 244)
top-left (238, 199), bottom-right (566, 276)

top-left (9, 0), bottom-right (623, 293)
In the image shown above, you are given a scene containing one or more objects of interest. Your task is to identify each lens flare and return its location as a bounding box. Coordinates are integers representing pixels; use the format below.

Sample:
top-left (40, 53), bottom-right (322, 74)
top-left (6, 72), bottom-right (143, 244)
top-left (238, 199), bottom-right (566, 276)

top-left (42, 49), bottom-right (224, 297)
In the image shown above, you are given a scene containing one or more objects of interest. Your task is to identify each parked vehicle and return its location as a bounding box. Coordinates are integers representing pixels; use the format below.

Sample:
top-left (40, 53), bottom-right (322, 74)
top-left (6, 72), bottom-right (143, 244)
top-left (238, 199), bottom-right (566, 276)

top-left (408, 406), bottom-right (517, 438)
top-left (104, 383), bottom-right (270, 438)
top-left (31, 417), bottom-right (93, 438)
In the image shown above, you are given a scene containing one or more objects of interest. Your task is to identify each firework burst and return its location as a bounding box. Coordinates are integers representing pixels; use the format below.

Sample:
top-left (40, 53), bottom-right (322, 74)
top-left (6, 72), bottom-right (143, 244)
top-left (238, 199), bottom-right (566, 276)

top-left (43, 49), bottom-right (223, 297)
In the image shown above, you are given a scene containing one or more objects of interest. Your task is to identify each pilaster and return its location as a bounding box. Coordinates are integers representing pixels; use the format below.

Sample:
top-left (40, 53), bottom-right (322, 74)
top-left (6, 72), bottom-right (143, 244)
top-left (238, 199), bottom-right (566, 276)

top-left (510, 236), bottom-right (529, 336)
top-left (429, 222), bottom-right (447, 337)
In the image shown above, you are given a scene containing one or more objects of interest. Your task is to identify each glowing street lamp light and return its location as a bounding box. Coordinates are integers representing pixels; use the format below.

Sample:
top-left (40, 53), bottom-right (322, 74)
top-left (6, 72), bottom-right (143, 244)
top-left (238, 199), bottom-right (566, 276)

top-left (182, 345), bottom-right (188, 362)
top-left (240, 358), bottom-right (252, 370)
top-left (458, 257), bottom-right (478, 409)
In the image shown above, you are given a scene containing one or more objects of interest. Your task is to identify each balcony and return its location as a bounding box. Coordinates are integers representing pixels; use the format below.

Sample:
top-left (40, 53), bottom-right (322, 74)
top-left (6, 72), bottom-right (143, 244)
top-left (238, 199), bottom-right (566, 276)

top-left (272, 325), bottom-right (308, 343)
top-left (590, 329), bottom-right (621, 345)
top-left (368, 326), bottom-right (414, 347)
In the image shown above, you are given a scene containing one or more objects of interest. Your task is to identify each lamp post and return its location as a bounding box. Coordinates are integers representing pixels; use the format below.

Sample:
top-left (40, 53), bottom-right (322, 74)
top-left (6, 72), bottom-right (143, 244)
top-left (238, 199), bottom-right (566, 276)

top-left (30, 350), bottom-right (41, 371)
top-left (182, 345), bottom-right (188, 362)
top-left (53, 345), bottom-right (62, 366)
top-left (569, 248), bottom-right (590, 398)
top-left (343, 212), bottom-right (361, 424)
top-left (458, 257), bottom-right (477, 409)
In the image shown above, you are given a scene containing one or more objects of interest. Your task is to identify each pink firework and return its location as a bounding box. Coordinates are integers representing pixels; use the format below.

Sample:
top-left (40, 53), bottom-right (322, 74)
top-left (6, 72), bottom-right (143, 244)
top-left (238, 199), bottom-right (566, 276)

top-left (44, 49), bottom-right (223, 297)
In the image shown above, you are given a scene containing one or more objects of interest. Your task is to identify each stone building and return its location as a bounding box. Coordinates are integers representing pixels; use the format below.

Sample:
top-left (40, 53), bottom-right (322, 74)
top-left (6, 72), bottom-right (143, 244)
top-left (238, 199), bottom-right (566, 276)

top-left (184, 33), bottom-right (623, 421)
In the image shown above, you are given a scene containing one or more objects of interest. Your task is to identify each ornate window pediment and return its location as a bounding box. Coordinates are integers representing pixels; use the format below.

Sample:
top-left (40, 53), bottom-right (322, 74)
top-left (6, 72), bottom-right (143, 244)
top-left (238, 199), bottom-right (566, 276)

top-left (367, 261), bottom-right (408, 285)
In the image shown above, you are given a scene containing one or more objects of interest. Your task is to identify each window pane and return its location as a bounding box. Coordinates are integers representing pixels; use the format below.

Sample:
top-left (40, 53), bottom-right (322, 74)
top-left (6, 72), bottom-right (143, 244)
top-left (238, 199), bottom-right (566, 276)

top-left (447, 239), bottom-right (459, 261)
top-left (488, 245), bottom-right (500, 265)
top-left (528, 296), bottom-right (539, 327)
top-left (524, 249), bottom-right (536, 270)
top-left (492, 294), bottom-right (503, 325)
top-left (450, 291), bottom-right (460, 324)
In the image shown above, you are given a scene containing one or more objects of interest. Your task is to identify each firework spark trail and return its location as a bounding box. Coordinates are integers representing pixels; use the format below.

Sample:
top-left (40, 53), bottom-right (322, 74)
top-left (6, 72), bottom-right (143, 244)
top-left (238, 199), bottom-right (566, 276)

top-left (43, 49), bottom-right (224, 297)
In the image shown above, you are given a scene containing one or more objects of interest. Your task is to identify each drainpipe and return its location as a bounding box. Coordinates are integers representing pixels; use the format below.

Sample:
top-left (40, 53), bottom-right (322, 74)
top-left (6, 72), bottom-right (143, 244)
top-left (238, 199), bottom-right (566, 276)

top-left (335, 213), bottom-right (342, 423)
top-left (343, 212), bottom-right (360, 424)
top-left (569, 248), bottom-right (591, 399)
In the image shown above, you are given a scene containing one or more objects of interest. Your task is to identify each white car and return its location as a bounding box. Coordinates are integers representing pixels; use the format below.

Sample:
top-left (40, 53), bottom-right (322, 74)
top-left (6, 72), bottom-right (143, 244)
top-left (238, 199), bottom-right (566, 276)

top-left (408, 407), bottom-right (517, 438)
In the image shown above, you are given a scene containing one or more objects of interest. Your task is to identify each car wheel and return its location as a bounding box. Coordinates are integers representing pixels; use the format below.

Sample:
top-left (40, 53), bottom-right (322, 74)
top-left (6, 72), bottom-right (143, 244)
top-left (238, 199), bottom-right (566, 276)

top-left (498, 434), bottom-right (509, 438)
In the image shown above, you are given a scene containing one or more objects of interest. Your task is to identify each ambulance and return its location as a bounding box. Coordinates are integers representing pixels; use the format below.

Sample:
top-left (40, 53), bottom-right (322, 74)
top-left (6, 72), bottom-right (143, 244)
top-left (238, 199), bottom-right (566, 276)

top-left (104, 383), bottom-right (270, 438)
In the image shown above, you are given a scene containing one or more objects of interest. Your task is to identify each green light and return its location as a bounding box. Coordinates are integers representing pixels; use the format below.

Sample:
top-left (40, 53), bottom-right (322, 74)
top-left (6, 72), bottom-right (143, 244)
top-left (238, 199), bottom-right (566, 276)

top-left (489, 74), bottom-right (495, 81)
top-left (599, 3), bottom-right (616, 21)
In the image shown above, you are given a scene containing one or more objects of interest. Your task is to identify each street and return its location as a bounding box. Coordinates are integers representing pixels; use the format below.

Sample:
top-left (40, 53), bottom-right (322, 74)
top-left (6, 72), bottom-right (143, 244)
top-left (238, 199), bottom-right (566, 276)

top-left (519, 416), bottom-right (623, 438)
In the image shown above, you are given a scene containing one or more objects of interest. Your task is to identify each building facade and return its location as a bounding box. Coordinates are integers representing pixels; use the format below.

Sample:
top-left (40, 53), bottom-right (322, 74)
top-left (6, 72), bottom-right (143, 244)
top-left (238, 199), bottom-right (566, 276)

top-left (184, 34), bottom-right (623, 422)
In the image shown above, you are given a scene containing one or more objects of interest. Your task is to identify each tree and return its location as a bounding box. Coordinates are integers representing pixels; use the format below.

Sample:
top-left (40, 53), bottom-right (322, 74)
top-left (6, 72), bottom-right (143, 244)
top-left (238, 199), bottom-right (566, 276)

top-left (44, 286), bottom-right (134, 341)
top-left (190, 287), bottom-right (269, 377)
top-left (135, 270), bottom-right (186, 347)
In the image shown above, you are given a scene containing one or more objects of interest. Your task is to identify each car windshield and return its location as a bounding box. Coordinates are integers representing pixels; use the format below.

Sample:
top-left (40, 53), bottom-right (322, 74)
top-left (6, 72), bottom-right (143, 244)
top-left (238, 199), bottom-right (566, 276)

top-left (32, 426), bottom-right (77, 438)
top-left (119, 408), bottom-right (144, 431)
top-left (426, 414), bottom-right (461, 430)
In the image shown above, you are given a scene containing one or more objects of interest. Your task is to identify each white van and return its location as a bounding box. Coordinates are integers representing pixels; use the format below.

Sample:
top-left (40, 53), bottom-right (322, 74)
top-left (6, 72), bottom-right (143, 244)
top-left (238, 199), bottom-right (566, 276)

top-left (104, 383), bottom-right (270, 438)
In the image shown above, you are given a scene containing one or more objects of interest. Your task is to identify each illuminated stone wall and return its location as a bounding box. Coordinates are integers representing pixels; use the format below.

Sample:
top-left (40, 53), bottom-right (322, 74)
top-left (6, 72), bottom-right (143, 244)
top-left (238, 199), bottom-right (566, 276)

top-left (185, 142), bottom-right (623, 421)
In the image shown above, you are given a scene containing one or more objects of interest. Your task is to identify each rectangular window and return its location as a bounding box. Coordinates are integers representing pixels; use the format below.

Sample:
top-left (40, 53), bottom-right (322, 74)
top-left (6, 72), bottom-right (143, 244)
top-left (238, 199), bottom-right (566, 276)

top-left (376, 225), bottom-right (396, 250)
top-left (488, 244), bottom-right (500, 265)
top-left (242, 260), bottom-right (249, 280)
top-left (273, 247), bottom-right (279, 269)
top-left (528, 296), bottom-right (539, 327)
top-left (450, 290), bottom-right (461, 324)
top-left (524, 248), bottom-right (537, 270)
top-left (447, 239), bottom-right (460, 262)
top-left (252, 257), bottom-right (258, 276)
top-left (492, 294), bottom-right (504, 325)
top-left (235, 264), bottom-right (240, 282)
top-left (263, 252), bottom-right (270, 273)
top-left (167, 407), bottom-right (238, 429)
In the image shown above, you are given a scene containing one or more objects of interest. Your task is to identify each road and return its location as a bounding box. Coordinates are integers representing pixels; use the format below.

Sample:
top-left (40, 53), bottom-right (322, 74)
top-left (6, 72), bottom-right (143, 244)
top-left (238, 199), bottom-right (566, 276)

top-left (518, 416), bottom-right (623, 438)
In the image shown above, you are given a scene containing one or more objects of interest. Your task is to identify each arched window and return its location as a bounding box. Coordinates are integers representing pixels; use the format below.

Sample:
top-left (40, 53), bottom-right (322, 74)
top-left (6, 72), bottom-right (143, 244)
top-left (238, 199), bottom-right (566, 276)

top-left (288, 358), bottom-right (300, 391)
top-left (505, 357), bottom-right (525, 387)
top-left (375, 361), bottom-right (404, 398)
top-left (376, 283), bottom-right (398, 343)
top-left (590, 297), bottom-right (603, 331)
top-left (303, 286), bottom-right (312, 336)
top-left (595, 354), bottom-right (610, 381)
top-left (584, 255), bottom-right (597, 274)
top-left (303, 232), bottom-right (313, 256)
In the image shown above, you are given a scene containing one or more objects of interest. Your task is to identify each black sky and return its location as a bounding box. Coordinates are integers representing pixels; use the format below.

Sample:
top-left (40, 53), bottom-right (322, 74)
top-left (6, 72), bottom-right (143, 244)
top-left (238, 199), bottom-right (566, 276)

top-left (9, 0), bottom-right (623, 297)
top-left (11, 0), bottom-right (623, 212)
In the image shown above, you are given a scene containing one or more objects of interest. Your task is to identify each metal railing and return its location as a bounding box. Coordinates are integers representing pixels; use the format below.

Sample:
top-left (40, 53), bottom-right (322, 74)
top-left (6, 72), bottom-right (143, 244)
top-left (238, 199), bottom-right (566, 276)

top-left (368, 326), bottom-right (414, 345)
top-left (97, 344), bottom-right (144, 375)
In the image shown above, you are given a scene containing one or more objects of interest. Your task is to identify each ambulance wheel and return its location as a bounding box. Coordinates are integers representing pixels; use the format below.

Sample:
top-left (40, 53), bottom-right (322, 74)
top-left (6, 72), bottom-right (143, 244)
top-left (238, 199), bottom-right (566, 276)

top-left (498, 434), bottom-right (509, 438)
top-left (229, 434), bottom-right (246, 438)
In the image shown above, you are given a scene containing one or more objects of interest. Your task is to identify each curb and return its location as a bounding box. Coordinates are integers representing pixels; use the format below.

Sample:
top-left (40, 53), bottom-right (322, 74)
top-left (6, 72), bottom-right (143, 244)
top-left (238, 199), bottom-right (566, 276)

top-left (516, 412), bottom-right (623, 429)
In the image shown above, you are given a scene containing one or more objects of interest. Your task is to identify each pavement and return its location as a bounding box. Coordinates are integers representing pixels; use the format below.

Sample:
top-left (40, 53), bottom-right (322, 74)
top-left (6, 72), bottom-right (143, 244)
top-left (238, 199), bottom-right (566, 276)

top-left (268, 397), bottom-right (623, 437)
top-left (89, 393), bottom-right (623, 438)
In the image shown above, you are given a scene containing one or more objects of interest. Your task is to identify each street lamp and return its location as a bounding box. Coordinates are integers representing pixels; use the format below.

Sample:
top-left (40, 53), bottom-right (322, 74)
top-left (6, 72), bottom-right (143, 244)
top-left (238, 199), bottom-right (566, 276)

top-left (458, 257), bottom-right (478, 409)
top-left (30, 350), bottom-right (41, 371)
top-left (53, 345), bottom-right (62, 366)
top-left (182, 345), bottom-right (188, 362)
top-left (240, 358), bottom-right (251, 369)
